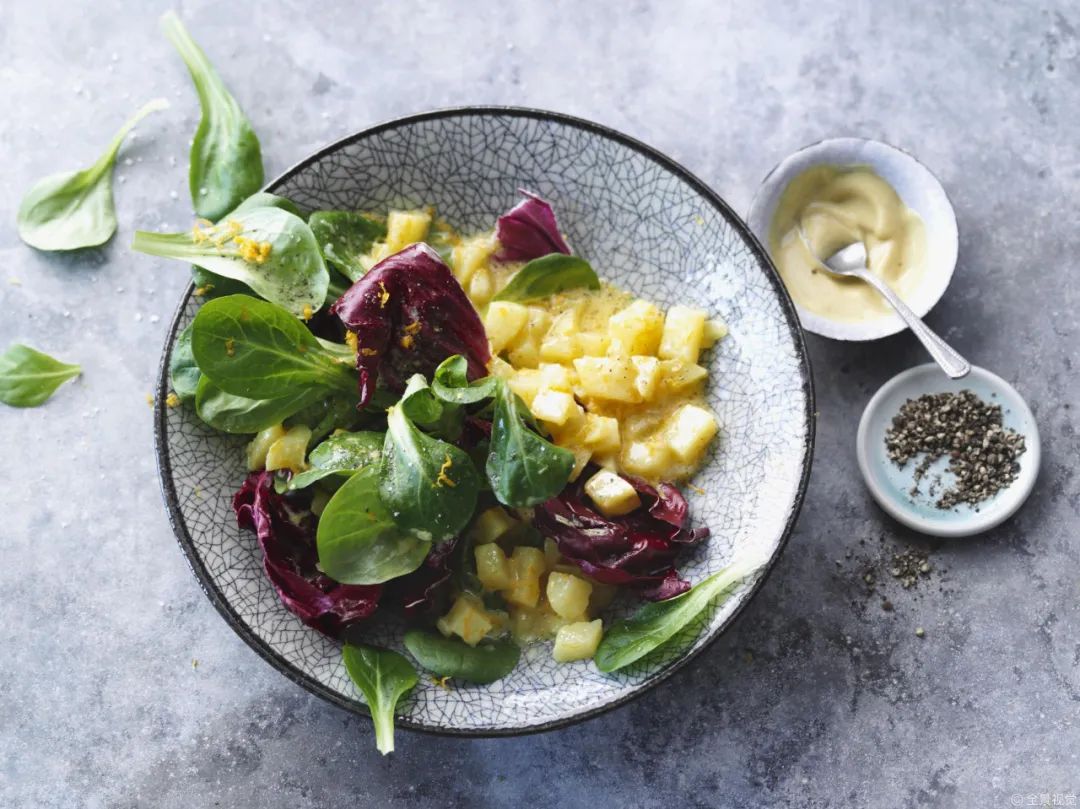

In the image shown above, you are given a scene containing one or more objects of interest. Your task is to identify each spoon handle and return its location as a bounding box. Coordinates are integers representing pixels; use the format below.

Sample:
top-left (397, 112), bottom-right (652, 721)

top-left (853, 268), bottom-right (971, 379)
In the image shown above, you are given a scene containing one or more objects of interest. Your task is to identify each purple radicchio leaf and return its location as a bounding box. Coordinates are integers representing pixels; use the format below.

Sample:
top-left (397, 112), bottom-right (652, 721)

top-left (533, 469), bottom-right (709, 601)
top-left (233, 471), bottom-right (382, 637)
top-left (493, 190), bottom-right (571, 262)
top-left (329, 244), bottom-right (490, 407)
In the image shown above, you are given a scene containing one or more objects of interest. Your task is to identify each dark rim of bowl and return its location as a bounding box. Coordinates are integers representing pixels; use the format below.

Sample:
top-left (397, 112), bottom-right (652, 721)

top-left (153, 105), bottom-right (816, 738)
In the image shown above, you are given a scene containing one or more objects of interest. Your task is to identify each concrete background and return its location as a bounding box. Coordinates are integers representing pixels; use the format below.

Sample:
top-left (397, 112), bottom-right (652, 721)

top-left (1, 1), bottom-right (1078, 806)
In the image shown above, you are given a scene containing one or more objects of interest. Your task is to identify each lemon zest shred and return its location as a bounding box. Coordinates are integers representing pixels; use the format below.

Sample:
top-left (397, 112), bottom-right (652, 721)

top-left (687, 483), bottom-right (706, 496)
top-left (225, 338), bottom-right (236, 357)
top-left (165, 392), bottom-right (181, 408)
top-left (344, 331), bottom-right (359, 351)
top-left (378, 281), bottom-right (390, 308)
top-left (433, 675), bottom-right (452, 690)
top-left (360, 347), bottom-right (379, 357)
top-left (433, 455), bottom-right (456, 488)
top-left (403, 320), bottom-right (422, 335)
top-left (400, 334), bottom-right (414, 349)
top-left (301, 304), bottom-right (313, 322)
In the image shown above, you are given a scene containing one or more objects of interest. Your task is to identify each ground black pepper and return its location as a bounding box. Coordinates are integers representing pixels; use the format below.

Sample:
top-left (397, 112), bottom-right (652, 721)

top-left (885, 390), bottom-right (1026, 509)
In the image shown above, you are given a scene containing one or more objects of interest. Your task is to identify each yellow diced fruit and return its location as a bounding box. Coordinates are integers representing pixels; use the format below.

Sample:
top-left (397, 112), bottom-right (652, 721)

top-left (608, 300), bottom-right (664, 356)
top-left (451, 235), bottom-right (496, 285)
top-left (543, 537), bottom-right (561, 569)
top-left (622, 440), bottom-right (674, 478)
top-left (666, 404), bottom-right (719, 463)
top-left (525, 307), bottom-right (552, 340)
top-left (536, 607), bottom-right (575, 637)
top-left (265, 425), bottom-right (312, 474)
top-left (577, 331), bottom-right (609, 356)
top-left (658, 306), bottom-right (707, 364)
top-left (631, 355), bottom-right (661, 401)
top-left (437, 594), bottom-right (496, 646)
top-left (470, 506), bottom-right (517, 545)
top-left (539, 307), bottom-right (582, 363)
top-left (507, 369), bottom-right (543, 406)
top-left (537, 363), bottom-right (576, 392)
top-left (485, 301), bottom-right (529, 353)
top-left (660, 359), bottom-right (708, 393)
top-left (591, 452), bottom-right (619, 472)
top-left (245, 423), bottom-right (286, 470)
top-left (487, 355), bottom-right (516, 380)
top-left (359, 241), bottom-right (392, 272)
top-left (468, 267), bottom-right (493, 306)
top-left (385, 209), bottom-right (431, 252)
top-left (504, 546), bottom-right (546, 607)
top-left (573, 357), bottom-right (641, 403)
top-left (530, 388), bottom-right (581, 427)
top-left (507, 337), bottom-right (541, 369)
top-left (475, 543), bottom-right (513, 591)
top-left (701, 318), bottom-right (729, 348)
top-left (553, 619), bottom-right (603, 663)
top-left (568, 447), bottom-right (592, 482)
top-left (584, 469), bottom-right (641, 517)
top-left (582, 414), bottom-right (621, 454)
top-left (546, 572), bottom-right (593, 620)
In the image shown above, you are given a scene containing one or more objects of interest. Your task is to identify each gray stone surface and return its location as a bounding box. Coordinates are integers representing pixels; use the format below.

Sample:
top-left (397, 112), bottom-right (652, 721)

top-left (0, 0), bottom-right (1076, 806)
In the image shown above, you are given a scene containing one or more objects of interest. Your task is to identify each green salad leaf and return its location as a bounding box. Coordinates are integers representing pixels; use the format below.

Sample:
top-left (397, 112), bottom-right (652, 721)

top-left (492, 254), bottom-right (600, 303)
top-left (400, 374), bottom-right (464, 441)
top-left (486, 379), bottom-right (574, 507)
top-left (342, 643), bottom-right (418, 756)
top-left (287, 431), bottom-right (384, 490)
top-left (168, 323), bottom-right (202, 405)
top-left (431, 354), bottom-right (499, 405)
top-left (189, 295), bottom-right (355, 400)
top-left (229, 192), bottom-right (301, 218)
top-left (381, 402), bottom-right (480, 542)
top-left (0, 345), bottom-right (81, 408)
top-left (194, 376), bottom-right (322, 434)
top-left (594, 563), bottom-right (753, 673)
top-left (133, 206), bottom-right (329, 317)
top-left (309, 210), bottom-right (386, 281)
top-left (17, 98), bottom-right (168, 251)
top-left (316, 467), bottom-right (430, 584)
top-left (161, 11), bottom-right (263, 221)
top-left (403, 630), bottom-right (520, 684)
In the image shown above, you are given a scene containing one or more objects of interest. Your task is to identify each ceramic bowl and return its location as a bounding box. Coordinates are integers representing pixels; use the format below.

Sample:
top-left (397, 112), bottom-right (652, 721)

top-left (154, 107), bottom-right (814, 736)
top-left (857, 364), bottom-right (1040, 537)
top-left (747, 137), bottom-right (959, 341)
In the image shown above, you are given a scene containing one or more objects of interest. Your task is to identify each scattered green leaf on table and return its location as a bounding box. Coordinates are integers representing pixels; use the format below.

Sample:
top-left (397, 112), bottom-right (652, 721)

top-left (486, 379), bottom-right (573, 507)
top-left (194, 376), bottom-right (323, 434)
top-left (492, 254), bottom-right (599, 303)
top-left (309, 210), bottom-right (386, 281)
top-left (17, 98), bottom-right (168, 251)
top-left (288, 430), bottom-right (384, 490)
top-left (594, 563), bottom-right (755, 674)
top-left (403, 630), bottom-right (520, 684)
top-left (342, 643), bottom-right (418, 756)
top-left (381, 403), bottom-right (480, 542)
top-left (0, 344), bottom-right (81, 408)
top-left (169, 323), bottom-right (201, 405)
top-left (161, 11), bottom-right (264, 221)
top-left (133, 206), bottom-right (329, 317)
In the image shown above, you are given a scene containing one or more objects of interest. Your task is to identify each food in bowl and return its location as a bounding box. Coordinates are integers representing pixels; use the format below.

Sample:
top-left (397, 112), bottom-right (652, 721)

top-left (136, 190), bottom-right (744, 753)
top-left (768, 164), bottom-right (927, 323)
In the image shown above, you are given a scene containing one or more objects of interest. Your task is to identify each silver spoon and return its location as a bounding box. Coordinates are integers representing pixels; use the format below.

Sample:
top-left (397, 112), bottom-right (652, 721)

top-left (808, 239), bottom-right (971, 379)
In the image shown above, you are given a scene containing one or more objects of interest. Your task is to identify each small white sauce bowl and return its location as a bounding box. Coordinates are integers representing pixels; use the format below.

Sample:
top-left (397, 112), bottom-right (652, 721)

top-left (747, 138), bottom-right (959, 341)
top-left (856, 364), bottom-right (1040, 537)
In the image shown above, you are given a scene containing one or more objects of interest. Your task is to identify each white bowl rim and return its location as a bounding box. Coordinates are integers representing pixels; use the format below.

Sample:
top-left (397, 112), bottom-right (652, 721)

top-left (747, 136), bottom-right (960, 341)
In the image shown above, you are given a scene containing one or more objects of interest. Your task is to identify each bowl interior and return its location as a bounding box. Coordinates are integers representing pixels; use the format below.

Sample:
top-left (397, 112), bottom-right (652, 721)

top-left (747, 137), bottom-right (959, 341)
top-left (157, 108), bottom-right (813, 734)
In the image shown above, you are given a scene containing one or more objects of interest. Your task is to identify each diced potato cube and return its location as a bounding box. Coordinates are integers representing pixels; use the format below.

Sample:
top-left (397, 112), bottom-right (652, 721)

top-left (507, 337), bottom-right (541, 369)
top-left (530, 388), bottom-right (580, 426)
top-left (658, 306), bottom-right (707, 364)
top-left (487, 355), bottom-right (516, 379)
top-left (622, 409), bottom-right (664, 439)
top-left (451, 235), bottom-right (496, 285)
top-left (577, 331), bottom-right (609, 356)
top-left (485, 301), bottom-right (529, 353)
top-left (608, 300), bottom-right (664, 356)
top-left (584, 469), bottom-right (641, 517)
top-left (543, 537), bottom-right (561, 569)
top-left (701, 318), bottom-right (729, 348)
top-left (505, 546), bottom-right (546, 607)
top-left (265, 425), bottom-right (312, 474)
top-left (568, 446), bottom-right (592, 482)
top-left (539, 333), bottom-right (580, 364)
top-left (468, 267), bottom-right (493, 306)
top-left (437, 593), bottom-right (496, 646)
top-left (631, 355), bottom-right (661, 401)
top-left (385, 209), bottom-right (431, 252)
top-left (475, 543), bottom-right (513, 590)
top-left (524, 307), bottom-right (552, 340)
top-left (470, 506), bottom-right (517, 545)
top-left (359, 241), bottom-right (392, 273)
top-left (592, 452), bottom-right (619, 472)
top-left (573, 357), bottom-right (641, 403)
top-left (536, 607), bottom-right (575, 638)
top-left (246, 423), bottom-right (286, 470)
top-left (553, 619), bottom-right (603, 663)
top-left (506, 369), bottom-right (543, 406)
top-left (582, 414), bottom-right (621, 454)
top-left (660, 359), bottom-right (708, 393)
top-left (622, 440), bottom-right (674, 478)
top-left (537, 363), bottom-right (576, 392)
top-left (546, 572), bottom-right (593, 620)
top-left (666, 404), bottom-right (719, 463)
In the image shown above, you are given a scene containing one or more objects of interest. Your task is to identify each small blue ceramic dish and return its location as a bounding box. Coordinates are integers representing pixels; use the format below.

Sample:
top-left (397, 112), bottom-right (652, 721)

top-left (857, 364), bottom-right (1040, 537)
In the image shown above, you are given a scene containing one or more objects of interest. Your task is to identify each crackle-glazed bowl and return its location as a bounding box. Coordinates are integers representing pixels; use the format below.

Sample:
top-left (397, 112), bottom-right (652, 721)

top-left (154, 107), bottom-right (814, 736)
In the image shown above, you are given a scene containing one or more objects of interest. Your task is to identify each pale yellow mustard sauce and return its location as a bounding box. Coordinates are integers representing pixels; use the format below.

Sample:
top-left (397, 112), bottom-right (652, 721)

top-left (769, 165), bottom-right (927, 322)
